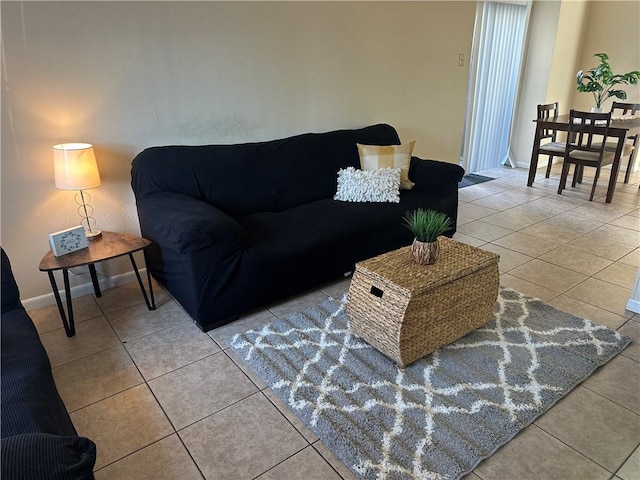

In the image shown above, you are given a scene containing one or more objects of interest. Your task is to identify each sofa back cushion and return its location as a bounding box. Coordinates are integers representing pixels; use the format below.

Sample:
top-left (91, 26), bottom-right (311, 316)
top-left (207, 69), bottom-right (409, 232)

top-left (131, 123), bottom-right (401, 216)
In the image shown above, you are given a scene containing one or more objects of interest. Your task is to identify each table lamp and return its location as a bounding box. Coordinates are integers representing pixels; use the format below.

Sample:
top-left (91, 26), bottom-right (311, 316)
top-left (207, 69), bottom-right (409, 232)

top-left (53, 143), bottom-right (102, 239)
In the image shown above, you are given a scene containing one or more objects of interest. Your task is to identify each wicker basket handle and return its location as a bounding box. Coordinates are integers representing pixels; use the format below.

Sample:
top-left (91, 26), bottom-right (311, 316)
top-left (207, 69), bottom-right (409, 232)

top-left (370, 286), bottom-right (384, 298)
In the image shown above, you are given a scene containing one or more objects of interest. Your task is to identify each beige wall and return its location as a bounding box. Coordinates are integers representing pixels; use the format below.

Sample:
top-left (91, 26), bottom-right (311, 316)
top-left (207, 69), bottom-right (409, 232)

top-left (510, 0), bottom-right (562, 167)
top-left (510, 0), bottom-right (639, 167)
top-left (572, 0), bottom-right (640, 111)
top-left (1, 1), bottom-right (476, 301)
top-left (510, 0), bottom-right (586, 167)
top-left (544, 0), bottom-right (590, 112)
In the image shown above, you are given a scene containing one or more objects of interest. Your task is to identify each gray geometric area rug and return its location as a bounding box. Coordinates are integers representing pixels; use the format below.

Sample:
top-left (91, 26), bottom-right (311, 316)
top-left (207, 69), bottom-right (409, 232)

top-left (229, 287), bottom-right (630, 480)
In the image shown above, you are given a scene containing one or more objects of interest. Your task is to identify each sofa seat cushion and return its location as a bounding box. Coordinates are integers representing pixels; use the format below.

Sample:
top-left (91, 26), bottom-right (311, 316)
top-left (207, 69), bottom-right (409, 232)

top-left (237, 191), bottom-right (455, 278)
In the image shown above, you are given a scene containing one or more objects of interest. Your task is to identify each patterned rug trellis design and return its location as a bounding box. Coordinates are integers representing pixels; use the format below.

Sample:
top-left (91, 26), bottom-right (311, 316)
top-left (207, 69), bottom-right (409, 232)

top-left (229, 287), bottom-right (630, 480)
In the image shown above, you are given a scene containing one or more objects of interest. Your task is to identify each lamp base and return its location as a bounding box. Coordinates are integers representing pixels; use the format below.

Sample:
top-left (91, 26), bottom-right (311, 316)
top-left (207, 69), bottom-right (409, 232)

top-left (85, 229), bottom-right (102, 240)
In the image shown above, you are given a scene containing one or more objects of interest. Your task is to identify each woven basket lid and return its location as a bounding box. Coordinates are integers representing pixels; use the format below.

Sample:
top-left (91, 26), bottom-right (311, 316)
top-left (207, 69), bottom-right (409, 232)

top-left (355, 237), bottom-right (500, 296)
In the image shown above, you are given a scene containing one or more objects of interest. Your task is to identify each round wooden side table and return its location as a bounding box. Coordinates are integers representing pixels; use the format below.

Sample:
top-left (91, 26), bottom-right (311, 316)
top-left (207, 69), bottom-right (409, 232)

top-left (39, 231), bottom-right (156, 337)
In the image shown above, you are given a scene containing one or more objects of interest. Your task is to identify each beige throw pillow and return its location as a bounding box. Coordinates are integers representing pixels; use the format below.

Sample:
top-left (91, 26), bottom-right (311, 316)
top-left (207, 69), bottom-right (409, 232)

top-left (357, 141), bottom-right (416, 190)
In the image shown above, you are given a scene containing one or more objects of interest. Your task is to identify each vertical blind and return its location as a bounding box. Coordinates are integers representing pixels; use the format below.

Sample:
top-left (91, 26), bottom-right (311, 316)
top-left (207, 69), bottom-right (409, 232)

top-left (464, 1), bottom-right (528, 174)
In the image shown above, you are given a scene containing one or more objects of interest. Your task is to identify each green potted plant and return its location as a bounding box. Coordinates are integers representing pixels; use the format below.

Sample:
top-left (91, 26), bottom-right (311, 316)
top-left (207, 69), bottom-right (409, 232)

top-left (403, 208), bottom-right (452, 265)
top-left (576, 53), bottom-right (640, 112)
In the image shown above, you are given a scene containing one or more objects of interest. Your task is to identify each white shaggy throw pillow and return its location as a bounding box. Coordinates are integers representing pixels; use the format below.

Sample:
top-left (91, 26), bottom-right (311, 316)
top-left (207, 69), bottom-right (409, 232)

top-left (334, 167), bottom-right (401, 203)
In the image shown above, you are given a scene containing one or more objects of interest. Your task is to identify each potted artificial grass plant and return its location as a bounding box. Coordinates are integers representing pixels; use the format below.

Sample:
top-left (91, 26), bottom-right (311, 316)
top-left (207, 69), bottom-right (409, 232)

top-left (403, 208), bottom-right (452, 265)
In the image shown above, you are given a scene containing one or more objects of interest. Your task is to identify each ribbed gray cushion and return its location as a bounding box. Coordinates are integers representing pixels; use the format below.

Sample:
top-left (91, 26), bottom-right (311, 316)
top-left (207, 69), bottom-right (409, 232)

top-left (1, 248), bottom-right (96, 480)
top-left (1, 433), bottom-right (96, 480)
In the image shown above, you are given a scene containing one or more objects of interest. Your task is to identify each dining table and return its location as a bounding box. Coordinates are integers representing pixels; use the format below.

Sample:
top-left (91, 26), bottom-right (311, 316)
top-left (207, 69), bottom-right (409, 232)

top-left (527, 113), bottom-right (640, 202)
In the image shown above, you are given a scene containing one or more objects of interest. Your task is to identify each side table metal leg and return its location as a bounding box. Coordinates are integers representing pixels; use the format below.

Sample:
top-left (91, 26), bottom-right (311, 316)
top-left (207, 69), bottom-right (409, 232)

top-left (88, 263), bottom-right (102, 297)
top-left (129, 253), bottom-right (155, 310)
top-left (146, 261), bottom-right (156, 310)
top-left (47, 270), bottom-right (75, 337)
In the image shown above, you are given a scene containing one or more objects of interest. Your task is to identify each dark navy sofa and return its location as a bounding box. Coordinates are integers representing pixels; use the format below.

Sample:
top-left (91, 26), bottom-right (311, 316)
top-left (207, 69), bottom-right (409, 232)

top-left (131, 123), bottom-right (464, 331)
top-left (1, 248), bottom-right (96, 480)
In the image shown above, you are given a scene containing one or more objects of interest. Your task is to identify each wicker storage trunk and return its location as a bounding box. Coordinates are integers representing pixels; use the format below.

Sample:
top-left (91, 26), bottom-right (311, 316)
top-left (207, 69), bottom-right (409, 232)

top-left (347, 237), bottom-right (500, 367)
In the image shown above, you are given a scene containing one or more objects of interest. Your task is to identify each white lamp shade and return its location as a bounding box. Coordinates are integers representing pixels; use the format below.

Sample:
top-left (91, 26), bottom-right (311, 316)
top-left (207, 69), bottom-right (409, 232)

top-left (53, 143), bottom-right (101, 190)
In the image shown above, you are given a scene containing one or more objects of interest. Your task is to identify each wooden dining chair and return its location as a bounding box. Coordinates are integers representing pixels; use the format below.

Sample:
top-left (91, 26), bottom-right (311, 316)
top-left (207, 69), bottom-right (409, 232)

top-left (557, 110), bottom-right (615, 201)
top-left (537, 102), bottom-right (567, 178)
top-left (594, 102), bottom-right (639, 183)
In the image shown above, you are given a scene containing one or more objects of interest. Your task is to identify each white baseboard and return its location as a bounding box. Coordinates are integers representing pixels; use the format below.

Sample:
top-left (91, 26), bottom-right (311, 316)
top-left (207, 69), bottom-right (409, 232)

top-left (626, 299), bottom-right (640, 314)
top-left (518, 159), bottom-right (639, 173)
top-left (21, 269), bottom-right (145, 311)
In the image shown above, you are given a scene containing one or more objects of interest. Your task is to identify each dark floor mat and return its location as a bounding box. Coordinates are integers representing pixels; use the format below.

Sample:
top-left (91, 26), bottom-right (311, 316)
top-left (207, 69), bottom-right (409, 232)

top-left (459, 173), bottom-right (494, 188)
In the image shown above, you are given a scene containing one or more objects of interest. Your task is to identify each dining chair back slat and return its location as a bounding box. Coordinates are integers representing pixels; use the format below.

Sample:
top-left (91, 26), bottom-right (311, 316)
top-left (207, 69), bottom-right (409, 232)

top-left (557, 110), bottom-right (615, 201)
top-left (612, 101), bottom-right (640, 117)
top-left (538, 102), bottom-right (559, 140)
top-left (610, 102), bottom-right (640, 183)
top-left (570, 110), bottom-right (611, 150)
top-left (536, 102), bottom-right (566, 178)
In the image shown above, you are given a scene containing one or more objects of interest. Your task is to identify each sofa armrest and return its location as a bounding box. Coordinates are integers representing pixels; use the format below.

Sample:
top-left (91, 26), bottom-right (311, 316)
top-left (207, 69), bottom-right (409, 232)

top-left (409, 157), bottom-right (465, 196)
top-left (136, 192), bottom-right (248, 254)
top-left (1, 433), bottom-right (96, 480)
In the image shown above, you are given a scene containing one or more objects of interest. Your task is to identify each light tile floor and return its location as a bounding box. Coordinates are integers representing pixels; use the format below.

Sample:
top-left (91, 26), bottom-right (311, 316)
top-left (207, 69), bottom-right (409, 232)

top-left (29, 164), bottom-right (640, 480)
